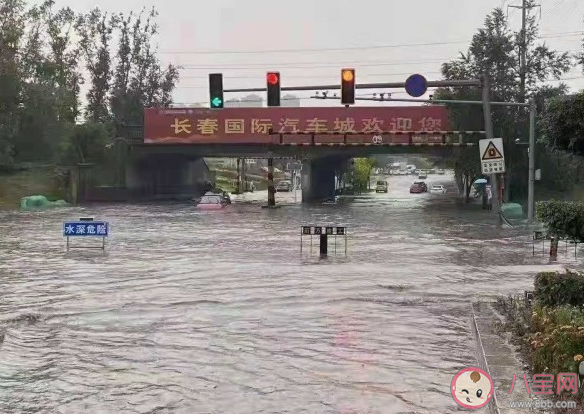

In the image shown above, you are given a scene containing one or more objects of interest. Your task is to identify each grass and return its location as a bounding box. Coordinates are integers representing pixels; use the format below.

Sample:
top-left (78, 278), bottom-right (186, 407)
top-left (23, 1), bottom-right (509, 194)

top-left (0, 166), bottom-right (64, 210)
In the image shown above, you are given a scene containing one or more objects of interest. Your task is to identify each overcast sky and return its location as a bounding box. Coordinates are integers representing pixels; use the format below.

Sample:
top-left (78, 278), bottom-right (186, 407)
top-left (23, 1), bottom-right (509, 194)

top-left (45, 0), bottom-right (584, 107)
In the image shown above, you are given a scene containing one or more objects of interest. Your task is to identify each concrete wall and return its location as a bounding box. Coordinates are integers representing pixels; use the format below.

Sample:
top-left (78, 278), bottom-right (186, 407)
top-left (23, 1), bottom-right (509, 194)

top-left (301, 156), bottom-right (347, 202)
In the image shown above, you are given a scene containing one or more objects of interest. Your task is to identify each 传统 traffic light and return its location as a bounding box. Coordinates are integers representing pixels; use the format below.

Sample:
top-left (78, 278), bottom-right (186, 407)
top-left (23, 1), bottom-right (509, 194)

top-left (267, 72), bottom-right (280, 106)
top-left (209, 73), bottom-right (224, 108)
top-left (341, 68), bottom-right (355, 105)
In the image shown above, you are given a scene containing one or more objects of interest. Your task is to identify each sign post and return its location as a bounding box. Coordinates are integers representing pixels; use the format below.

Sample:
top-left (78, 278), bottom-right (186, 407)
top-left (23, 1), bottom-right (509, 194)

top-left (478, 135), bottom-right (505, 219)
top-left (63, 218), bottom-right (109, 251)
top-left (479, 138), bottom-right (505, 175)
top-left (301, 226), bottom-right (347, 256)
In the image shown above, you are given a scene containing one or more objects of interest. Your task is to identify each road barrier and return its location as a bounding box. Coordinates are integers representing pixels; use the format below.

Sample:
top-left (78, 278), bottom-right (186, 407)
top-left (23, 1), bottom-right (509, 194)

top-left (301, 226), bottom-right (347, 256)
top-left (532, 231), bottom-right (579, 259)
top-left (63, 217), bottom-right (108, 251)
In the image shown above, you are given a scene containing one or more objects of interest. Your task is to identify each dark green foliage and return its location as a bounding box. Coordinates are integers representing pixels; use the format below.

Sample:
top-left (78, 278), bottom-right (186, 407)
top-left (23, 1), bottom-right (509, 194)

top-left (351, 158), bottom-right (375, 192)
top-left (540, 91), bottom-right (584, 154)
top-left (535, 270), bottom-right (584, 307)
top-left (436, 3), bottom-right (572, 202)
top-left (535, 200), bottom-right (584, 241)
top-left (0, 0), bottom-right (179, 171)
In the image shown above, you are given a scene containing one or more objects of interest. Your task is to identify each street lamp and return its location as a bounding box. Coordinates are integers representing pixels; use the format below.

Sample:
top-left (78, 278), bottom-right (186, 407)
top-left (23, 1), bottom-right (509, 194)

top-left (514, 134), bottom-right (535, 222)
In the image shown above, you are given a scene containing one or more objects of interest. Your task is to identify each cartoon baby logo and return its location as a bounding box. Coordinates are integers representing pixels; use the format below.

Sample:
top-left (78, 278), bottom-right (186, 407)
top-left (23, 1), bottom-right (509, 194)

top-left (451, 367), bottom-right (493, 409)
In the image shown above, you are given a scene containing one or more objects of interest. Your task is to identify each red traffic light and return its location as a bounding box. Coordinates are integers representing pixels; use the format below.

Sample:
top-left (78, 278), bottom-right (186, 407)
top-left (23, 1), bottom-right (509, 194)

top-left (267, 72), bottom-right (279, 85)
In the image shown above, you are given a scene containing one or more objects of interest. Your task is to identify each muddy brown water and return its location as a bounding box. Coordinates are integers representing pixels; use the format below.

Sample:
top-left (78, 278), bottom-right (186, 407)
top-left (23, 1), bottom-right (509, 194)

top-left (0, 174), bottom-right (567, 413)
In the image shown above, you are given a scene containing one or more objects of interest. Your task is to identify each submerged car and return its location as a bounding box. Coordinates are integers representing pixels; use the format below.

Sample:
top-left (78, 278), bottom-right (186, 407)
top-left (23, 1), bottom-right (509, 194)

top-left (375, 180), bottom-right (389, 193)
top-left (275, 180), bottom-right (292, 192)
top-left (195, 193), bottom-right (228, 210)
top-left (410, 181), bottom-right (427, 193)
top-left (430, 184), bottom-right (446, 195)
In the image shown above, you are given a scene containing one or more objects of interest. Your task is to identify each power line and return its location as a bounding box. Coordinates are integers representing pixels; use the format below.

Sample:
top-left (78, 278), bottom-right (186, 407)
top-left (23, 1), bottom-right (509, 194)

top-left (178, 58), bottom-right (479, 70)
top-left (178, 71), bottom-right (444, 80)
top-left (174, 47), bottom-right (580, 71)
top-left (157, 30), bottom-right (582, 55)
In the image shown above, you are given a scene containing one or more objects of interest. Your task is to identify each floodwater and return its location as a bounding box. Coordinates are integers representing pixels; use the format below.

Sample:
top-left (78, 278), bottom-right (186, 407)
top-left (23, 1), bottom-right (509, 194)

top-left (0, 174), bottom-right (570, 414)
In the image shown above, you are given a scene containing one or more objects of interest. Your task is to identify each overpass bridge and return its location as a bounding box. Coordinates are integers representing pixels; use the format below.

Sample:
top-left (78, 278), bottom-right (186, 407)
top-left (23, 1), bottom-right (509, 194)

top-left (83, 105), bottom-right (481, 203)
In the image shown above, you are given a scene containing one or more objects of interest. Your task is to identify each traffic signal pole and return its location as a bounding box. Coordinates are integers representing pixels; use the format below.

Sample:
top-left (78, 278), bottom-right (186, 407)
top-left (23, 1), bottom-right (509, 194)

top-left (266, 72), bottom-right (281, 208)
top-left (224, 79), bottom-right (481, 93)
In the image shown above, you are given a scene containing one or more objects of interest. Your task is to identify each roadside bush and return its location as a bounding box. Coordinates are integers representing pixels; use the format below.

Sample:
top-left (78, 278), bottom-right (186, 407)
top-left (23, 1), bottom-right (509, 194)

top-left (535, 270), bottom-right (584, 307)
top-left (535, 200), bottom-right (584, 241)
top-left (529, 305), bottom-right (584, 376)
top-left (496, 296), bottom-right (584, 397)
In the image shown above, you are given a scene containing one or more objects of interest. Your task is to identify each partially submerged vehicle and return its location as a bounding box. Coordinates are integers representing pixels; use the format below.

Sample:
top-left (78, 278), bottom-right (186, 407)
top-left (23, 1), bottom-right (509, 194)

top-left (195, 193), bottom-right (229, 210)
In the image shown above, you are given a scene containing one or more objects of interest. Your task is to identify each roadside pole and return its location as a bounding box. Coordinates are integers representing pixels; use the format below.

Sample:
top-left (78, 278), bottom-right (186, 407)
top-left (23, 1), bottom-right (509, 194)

top-left (267, 157), bottom-right (275, 206)
top-left (528, 98), bottom-right (536, 222)
top-left (236, 158), bottom-right (241, 194)
top-left (481, 76), bottom-right (501, 223)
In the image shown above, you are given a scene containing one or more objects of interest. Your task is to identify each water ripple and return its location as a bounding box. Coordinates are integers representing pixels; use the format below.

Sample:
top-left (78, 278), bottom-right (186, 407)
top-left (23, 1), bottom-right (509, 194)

top-left (0, 175), bottom-right (573, 413)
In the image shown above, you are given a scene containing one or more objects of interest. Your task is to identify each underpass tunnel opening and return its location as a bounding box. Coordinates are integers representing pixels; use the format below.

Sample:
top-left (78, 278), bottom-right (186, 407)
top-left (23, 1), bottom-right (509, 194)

top-left (126, 154), bottom-right (212, 199)
top-left (301, 156), bottom-right (351, 202)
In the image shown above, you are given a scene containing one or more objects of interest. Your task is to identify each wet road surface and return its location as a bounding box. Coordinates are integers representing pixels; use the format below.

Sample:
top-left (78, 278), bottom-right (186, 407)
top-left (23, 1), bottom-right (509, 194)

top-left (0, 173), bottom-right (570, 413)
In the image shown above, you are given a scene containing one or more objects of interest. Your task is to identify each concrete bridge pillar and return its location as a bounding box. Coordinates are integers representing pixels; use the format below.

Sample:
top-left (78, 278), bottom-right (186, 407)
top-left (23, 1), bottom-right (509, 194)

top-left (301, 157), bottom-right (346, 202)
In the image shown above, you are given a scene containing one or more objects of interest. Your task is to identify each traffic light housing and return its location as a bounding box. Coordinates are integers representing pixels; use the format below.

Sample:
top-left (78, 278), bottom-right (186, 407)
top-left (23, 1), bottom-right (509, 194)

top-left (266, 72), bottom-right (280, 106)
top-left (209, 73), bottom-right (224, 108)
top-left (341, 68), bottom-right (355, 105)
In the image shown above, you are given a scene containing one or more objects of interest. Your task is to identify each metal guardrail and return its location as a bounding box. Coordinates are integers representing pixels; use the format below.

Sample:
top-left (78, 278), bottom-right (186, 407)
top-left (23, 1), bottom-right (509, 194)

top-left (470, 302), bottom-right (501, 414)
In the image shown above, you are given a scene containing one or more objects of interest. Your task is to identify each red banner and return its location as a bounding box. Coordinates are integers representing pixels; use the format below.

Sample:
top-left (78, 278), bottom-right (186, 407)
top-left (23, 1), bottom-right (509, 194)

top-left (143, 106), bottom-right (450, 144)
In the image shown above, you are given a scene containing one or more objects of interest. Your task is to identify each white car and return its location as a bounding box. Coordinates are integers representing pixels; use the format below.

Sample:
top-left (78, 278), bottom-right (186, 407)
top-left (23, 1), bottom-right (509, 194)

top-left (430, 185), bottom-right (446, 194)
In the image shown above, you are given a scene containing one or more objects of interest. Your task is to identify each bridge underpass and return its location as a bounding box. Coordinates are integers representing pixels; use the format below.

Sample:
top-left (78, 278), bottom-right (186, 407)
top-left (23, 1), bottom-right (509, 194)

top-left (111, 106), bottom-right (483, 204)
top-left (124, 139), bottom-right (476, 203)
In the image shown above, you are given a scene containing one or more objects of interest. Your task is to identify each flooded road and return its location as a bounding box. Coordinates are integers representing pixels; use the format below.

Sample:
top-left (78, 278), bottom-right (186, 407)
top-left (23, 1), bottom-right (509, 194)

top-left (0, 173), bottom-right (569, 413)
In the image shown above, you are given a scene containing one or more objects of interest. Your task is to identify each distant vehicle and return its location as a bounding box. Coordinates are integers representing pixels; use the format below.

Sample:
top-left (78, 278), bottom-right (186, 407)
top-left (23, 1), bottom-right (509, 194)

top-left (430, 184), bottom-right (446, 195)
top-left (410, 181), bottom-right (428, 193)
top-left (196, 193), bottom-right (227, 210)
top-left (375, 180), bottom-right (389, 193)
top-left (437, 169), bottom-right (445, 175)
top-left (418, 173), bottom-right (427, 180)
top-left (275, 180), bottom-right (292, 192)
top-left (398, 170), bottom-right (408, 175)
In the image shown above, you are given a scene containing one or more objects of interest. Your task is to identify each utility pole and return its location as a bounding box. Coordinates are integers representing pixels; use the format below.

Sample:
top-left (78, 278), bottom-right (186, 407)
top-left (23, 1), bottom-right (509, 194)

top-left (508, 0), bottom-right (539, 103)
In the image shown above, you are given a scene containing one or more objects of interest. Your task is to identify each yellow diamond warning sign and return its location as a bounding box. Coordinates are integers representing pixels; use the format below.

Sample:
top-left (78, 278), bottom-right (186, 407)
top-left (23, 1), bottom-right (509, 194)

top-left (481, 141), bottom-right (503, 160)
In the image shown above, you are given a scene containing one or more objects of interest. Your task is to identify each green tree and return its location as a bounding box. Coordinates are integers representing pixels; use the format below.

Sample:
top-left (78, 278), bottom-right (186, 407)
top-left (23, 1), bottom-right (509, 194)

top-left (436, 4), bottom-right (571, 202)
top-left (76, 7), bottom-right (118, 123)
top-left (0, 0), bottom-right (27, 170)
top-left (0, 0), bottom-right (179, 174)
top-left (447, 147), bottom-right (482, 202)
top-left (540, 91), bottom-right (584, 154)
top-left (352, 158), bottom-right (375, 193)
top-left (60, 122), bottom-right (112, 164)
top-left (109, 8), bottom-right (179, 133)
